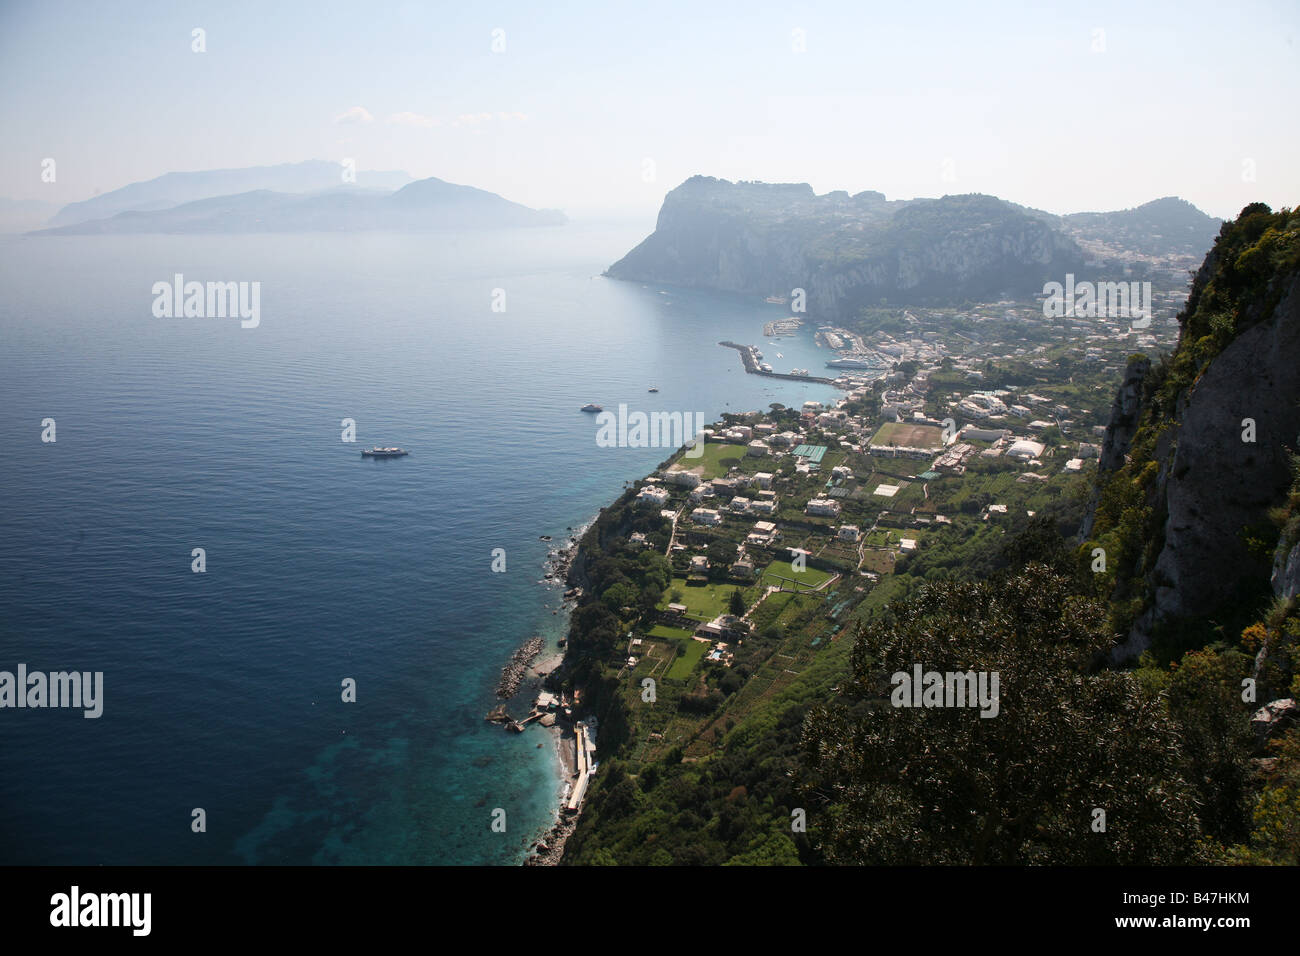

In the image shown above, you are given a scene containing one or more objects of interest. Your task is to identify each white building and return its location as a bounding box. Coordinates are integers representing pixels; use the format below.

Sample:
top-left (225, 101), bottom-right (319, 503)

top-left (691, 507), bottom-right (723, 526)
top-left (806, 498), bottom-right (841, 517)
top-left (662, 470), bottom-right (701, 488)
top-left (636, 485), bottom-right (671, 508)
top-left (1006, 440), bottom-right (1046, 461)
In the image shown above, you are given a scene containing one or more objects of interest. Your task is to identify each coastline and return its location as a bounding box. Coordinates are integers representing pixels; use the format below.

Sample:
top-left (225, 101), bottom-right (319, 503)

top-left (508, 517), bottom-right (596, 865)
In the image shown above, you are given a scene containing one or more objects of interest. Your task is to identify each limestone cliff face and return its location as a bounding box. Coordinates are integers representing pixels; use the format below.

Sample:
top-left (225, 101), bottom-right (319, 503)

top-left (1084, 204), bottom-right (1300, 660)
top-left (1273, 540), bottom-right (1300, 602)
top-left (1140, 275), bottom-right (1300, 632)
top-left (1078, 356), bottom-right (1149, 541)
top-left (607, 177), bottom-right (1084, 318)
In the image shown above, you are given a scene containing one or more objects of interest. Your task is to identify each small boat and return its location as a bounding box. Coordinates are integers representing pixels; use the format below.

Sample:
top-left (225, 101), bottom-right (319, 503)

top-left (648, 386), bottom-right (659, 393)
top-left (361, 447), bottom-right (409, 458)
top-left (581, 403), bottom-right (602, 412)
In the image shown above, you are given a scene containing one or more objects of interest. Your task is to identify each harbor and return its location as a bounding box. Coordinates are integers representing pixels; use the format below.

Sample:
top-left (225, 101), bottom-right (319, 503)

top-left (718, 341), bottom-right (838, 384)
top-left (762, 316), bottom-right (804, 337)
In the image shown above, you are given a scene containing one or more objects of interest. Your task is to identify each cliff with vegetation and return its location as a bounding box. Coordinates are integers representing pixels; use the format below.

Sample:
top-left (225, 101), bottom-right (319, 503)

top-left (606, 178), bottom-right (1220, 320)
top-left (556, 202), bottom-right (1300, 867)
top-left (1082, 203), bottom-right (1300, 663)
top-left (607, 177), bottom-right (1084, 316)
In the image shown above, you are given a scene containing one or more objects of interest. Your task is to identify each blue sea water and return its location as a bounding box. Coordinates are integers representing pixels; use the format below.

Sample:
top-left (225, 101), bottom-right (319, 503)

top-left (0, 224), bottom-right (838, 865)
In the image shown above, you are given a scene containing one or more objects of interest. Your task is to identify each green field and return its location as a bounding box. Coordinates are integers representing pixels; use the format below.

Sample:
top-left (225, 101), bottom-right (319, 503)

top-left (648, 624), bottom-right (694, 640)
top-left (665, 638), bottom-right (709, 679)
top-left (671, 443), bottom-right (747, 481)
top-left (661, 576), bottom-right (749, 620)
top-left (761, 560), bottom-right (833, 590)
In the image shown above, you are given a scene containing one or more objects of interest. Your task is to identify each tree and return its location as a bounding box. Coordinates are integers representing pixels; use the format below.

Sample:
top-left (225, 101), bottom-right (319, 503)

top-left (707, 539), bottom-right (737, 569)
top-left (800, 565), bottom-right (1208, 864)
top-left (1164, 647), bottom-right (1256, 843)
top-left (729, 589), bottom-right (747, 616)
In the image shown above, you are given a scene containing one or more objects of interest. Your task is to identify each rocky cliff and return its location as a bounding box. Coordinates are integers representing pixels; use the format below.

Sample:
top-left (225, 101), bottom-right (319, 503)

top-left (606, 177), bottom-right (1215, 319)
top-left (1082, 203), bottom-right (1300, 661)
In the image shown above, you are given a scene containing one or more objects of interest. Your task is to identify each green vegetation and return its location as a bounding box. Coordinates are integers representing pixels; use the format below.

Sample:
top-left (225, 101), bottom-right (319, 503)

top-left (1085, 204), bottom-right (1300, 654)
top-left (658, 576), bottom-right (755, 621)
top-left (557, 205), bottom-right (1300, 865)
top-left (665, 639), bottom-right (708, 680)
top-left (803, 565), bottom-right (1208, 864)
top-left (761, 560), bottom-right (831, 590)
top-left (676, 442), bottom-right (747, 480)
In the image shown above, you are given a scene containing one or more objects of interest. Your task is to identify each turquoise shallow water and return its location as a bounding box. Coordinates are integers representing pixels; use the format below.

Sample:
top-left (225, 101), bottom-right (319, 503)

top-left (0, 224), bottom-right (838, 864)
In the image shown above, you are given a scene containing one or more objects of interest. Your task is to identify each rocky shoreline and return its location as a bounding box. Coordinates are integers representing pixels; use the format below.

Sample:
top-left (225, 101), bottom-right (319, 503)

top-left (541, 528), bottom-right (584, 597)
top-left (524, 812), bottom-right (579, 866)
top-left (496, 635), bottom-right (544, 699)
top-left (520, 522), bottom-right (597, 866)
top-left (524, 726), bottom-right (581, 866)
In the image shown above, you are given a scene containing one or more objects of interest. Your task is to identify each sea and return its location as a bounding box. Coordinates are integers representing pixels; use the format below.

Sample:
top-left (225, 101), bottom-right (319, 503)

top-left (0, 222), bottom-right (840, 865)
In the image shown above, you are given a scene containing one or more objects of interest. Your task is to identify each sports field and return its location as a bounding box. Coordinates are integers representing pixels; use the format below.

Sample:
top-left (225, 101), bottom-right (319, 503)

top-left (870, 422), bottom-right (945, 449)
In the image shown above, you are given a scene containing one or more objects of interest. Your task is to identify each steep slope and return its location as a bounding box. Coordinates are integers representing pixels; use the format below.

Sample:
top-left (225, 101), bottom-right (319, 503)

top-left (606, 177), bottom-right (1221, 320)
top-left (1082, 203), bottom-right (1300, 660)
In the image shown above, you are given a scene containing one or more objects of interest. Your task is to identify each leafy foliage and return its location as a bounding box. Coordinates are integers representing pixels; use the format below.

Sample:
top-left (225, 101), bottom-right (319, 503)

top-left (801, 566), bottom-right (1209, 864)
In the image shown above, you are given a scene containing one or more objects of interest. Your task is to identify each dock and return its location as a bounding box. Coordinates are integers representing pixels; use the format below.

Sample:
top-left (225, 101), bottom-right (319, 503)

top-left (566, 721), bottom-right (593, 814)
top-left (718, 341), bottom-right (837, 384)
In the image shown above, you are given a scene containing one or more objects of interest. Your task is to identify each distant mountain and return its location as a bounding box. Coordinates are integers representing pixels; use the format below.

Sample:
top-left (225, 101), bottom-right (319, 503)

top-left (1062, 196), bottom-right (1223, 259)
top-left (46, 161), bottom-right (414, 228)
top-left (31, 176), bottom-right (566, 234)
top-left (0, 198), bottom-right (61, 234)
top-left (606, 177), bottom-right (1221, 318)
top-left (607, 177), bottom-right (1086, 316)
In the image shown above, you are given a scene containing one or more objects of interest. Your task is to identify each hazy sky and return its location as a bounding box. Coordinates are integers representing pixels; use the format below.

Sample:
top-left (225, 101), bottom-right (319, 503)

top-left (2, 0), bottom-right (1297, 221)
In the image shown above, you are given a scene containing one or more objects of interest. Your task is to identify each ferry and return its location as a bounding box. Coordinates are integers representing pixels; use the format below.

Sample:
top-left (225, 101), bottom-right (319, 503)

top-left (361, 447), bottom-right (409, 458)
top-left (581, 403), bottom-right (602, 412)
top-left (826, 357), bottom-right (877, 369)
top-left (765, 295), bottom-right (788, 305)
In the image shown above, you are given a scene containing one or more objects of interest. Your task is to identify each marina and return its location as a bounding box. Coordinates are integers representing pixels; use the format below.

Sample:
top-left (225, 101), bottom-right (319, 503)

top-left (762, 316), bottom-right (804, 337)
top-left (718, 341), bottom-right (837, 384)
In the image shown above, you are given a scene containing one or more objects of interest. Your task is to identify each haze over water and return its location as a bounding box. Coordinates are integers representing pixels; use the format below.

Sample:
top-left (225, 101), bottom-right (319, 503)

top-left (0, 223), bottom-right (837, 865)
